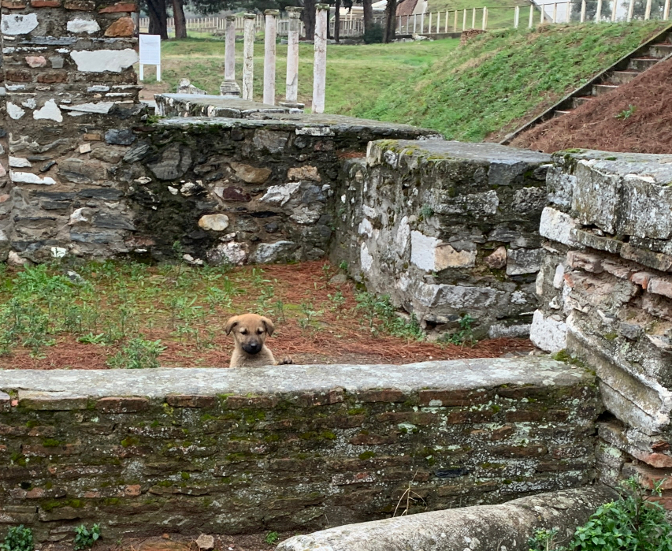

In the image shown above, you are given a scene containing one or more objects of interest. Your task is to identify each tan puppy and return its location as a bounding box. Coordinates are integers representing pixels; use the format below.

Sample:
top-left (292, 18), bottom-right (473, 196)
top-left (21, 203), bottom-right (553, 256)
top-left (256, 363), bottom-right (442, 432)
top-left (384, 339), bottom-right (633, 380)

top-left (225, 314), bottom-right (291, 368)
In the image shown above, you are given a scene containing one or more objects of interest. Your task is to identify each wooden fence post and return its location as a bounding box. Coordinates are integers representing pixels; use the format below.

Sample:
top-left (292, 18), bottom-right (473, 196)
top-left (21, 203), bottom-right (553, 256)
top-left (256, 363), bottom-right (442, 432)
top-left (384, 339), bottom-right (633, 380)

top-left (529, 4), bottom-right (534, 27)
top-left (595, 0), bottom-right (602, 21)
top-left (645, 0), bottom-right (652, 19)
top-left (581, 0), bottom-right (587, 21)
top-left (514, 5), bottom-right (520, 27)
top-left (664, 0), bottom-right (671, 19)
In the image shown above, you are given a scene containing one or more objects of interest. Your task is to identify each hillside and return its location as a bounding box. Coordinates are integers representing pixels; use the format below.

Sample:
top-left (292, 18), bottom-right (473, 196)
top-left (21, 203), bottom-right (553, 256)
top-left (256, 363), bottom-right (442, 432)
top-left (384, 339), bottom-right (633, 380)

top-left (425, 0), bottom-right (534, 30)
top-left (512, 55), bottom-right (672, 154)
top-left (143, 38), bottom-right (459, 114)
top-left (354, 21), bottom-right (668, 142)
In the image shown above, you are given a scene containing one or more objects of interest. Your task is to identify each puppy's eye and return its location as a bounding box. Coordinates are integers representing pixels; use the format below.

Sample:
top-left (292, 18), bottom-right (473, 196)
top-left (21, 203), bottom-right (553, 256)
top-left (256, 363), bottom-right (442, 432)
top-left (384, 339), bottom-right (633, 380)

top-left (240, 329), bottom-right (248, 335)
top-left (257, 329), bottom-right (263, 335)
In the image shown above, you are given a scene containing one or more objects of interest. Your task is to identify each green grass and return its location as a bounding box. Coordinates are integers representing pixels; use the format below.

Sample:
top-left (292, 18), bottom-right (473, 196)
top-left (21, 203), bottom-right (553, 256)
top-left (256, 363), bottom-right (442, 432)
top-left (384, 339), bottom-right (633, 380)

top-left (424, 0), bottom-right (535, 30)
top-left (142, 37), bottom-right (459, 114)
top-left (354, 21), bottom-right (669, 141)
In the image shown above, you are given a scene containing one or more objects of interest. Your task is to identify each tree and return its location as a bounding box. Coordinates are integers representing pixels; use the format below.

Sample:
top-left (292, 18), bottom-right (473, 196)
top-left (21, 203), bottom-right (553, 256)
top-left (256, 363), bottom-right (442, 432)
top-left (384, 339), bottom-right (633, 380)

top-left (362, 0), bottom-right (373, 32)
top-left (622, 0), bottom-right (666, 18)
top-left (570, 0), bottom-right (612, 20)
top-left (173, 0), bottom-right (188, 39)
top-left (145, 0), bottom-right (169, 39)
top-left (383, 0), bottom-right (396, 42)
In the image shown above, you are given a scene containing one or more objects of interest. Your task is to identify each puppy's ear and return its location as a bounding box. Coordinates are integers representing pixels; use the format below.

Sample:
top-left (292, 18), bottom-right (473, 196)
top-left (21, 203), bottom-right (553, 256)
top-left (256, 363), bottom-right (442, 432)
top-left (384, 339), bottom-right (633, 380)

top-left (225, 316), bottom-right (239, 335)
top-left (260, 316), bottom-right (275, 337)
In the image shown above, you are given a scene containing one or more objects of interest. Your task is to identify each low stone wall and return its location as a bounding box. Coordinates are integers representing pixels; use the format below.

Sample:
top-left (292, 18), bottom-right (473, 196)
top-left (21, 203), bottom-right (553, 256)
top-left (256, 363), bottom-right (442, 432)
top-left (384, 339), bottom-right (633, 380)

top-left (0, 358), bottom-right (599, 542)
top-left (331, 140), bottom-right (551, 338)
top-left (532, 149), bottom-right (672, 502)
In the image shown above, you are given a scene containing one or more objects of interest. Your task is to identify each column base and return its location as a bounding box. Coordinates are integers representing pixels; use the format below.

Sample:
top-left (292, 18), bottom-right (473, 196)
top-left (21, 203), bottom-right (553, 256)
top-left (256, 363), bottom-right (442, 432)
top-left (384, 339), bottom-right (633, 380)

top-left (279, 101), bottom-right (305, 110)
top-left (220, 80), bottom-right (241, 97)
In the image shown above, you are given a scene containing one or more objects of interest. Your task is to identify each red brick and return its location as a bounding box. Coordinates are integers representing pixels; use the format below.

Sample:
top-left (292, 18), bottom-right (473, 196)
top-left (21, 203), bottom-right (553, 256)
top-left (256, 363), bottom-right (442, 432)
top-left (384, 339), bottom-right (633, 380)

top-left (623, 463), bottom-right (672, 491)
top-left (31, 0), bottom-right (61, 6)
top-left (64, 0), bottom-right (95, 8)
top-left (418, 389), bottom-right (490, 407)
top-left (566, 250), bottom-right (604, 273)
top-left (349, 432), bottom-right (397, 445)
top-left (23, 444), bottom-right (80, 457)
top-left (375, 411), bottom-right (413, 423)
top-left (99, 1), bottom-right (138, 12)
top-left (631, 271), bottom-right (654, 289)
top-left (356, 389), bottom-right (406, 403)
top-left (96, 397), bottom-right (149, 413)
top-left (37, 71), bottom-right (68, 84)
top-left (327, 415), bottom-right (365, 429)
top-left (490, 425), bottom-right (515, 441)
top-left (166, 395), bottom-right (216, 408)
top-left (5, 70), bottom-right (32, 83)
top-left (491, 444), bottom-right (547, 458)
top-left (447, 409), bottom-right (494, 424)
top-left (294, 388), bottom-right (344, 407)
top-left (331, 472), bottom-right (376, 486)
top-left (1, 0), bottom-right (27, 7)
top-left (124, 484), bottom-right (142, 496)
top-left (224, 395), bottom-right (279, 409)
top-left (648, 276), bottom-right (672, 299)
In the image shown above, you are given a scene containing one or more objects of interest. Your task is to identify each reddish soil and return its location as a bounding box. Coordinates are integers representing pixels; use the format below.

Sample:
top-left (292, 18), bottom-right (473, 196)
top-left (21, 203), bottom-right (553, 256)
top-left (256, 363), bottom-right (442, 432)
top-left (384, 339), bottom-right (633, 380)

top-left (512, 56), bottom-right (672, 154)
top-left (0, 261), bottom-right (533, 370)
top-left (40, 533), bottom-right (287, 551)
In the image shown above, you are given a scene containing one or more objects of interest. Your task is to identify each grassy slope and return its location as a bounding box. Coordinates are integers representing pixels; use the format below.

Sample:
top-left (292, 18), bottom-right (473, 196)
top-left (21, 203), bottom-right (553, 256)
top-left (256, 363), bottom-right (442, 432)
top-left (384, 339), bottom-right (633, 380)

top-left (354, 21), bottom-right (668, 141)
top-left (425, 0), bottom-right (535, 30)
top-left (146, 38), bottom-right (459, 114)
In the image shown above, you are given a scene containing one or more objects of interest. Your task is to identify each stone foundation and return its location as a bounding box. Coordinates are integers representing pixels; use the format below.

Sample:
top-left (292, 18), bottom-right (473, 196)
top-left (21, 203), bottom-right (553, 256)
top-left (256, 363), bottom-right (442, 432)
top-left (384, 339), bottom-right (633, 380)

top-left (532, 149), bottom-right (672, 504)
top-left (331, 140), bottom-right (551, 338)
top-left (0, 358), bottom-right (600, 541)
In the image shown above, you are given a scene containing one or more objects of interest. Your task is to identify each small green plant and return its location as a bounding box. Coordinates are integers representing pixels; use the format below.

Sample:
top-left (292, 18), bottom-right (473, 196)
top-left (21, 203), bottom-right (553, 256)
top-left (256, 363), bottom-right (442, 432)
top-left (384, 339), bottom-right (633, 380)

top-left (264, 531), bottom-right (279, 545)
top-left (1, 525), bottom-right (34, 551)
top-left (527, 478), bottom-right (672, 551)
top-left (441, 314), bottom-right (476, 346)
top-left (615, 104), bottom-right (637, 120)
top-left (419, 204), bottom-right (435, 219)
top-left (106, 337), bottom-right (165, 369)
top-left (363, 23), bottom-right (384, 44)
top-left (338, 261), bottom-right (348, 272)
top-left (73, 524), bottom-right (101, 551)
top-left (355, 292), bottom-right (423, 340)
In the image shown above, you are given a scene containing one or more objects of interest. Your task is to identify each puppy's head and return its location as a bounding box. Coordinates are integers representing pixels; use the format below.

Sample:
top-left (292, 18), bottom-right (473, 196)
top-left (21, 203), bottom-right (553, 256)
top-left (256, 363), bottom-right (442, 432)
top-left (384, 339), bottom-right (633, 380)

top-left (225, 314), bottom-right (275, 356)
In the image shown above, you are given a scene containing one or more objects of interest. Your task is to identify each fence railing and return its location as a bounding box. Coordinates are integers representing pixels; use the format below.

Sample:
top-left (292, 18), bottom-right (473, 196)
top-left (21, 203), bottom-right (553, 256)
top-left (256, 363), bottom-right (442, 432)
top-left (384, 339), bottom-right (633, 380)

top-left (139, 1), bottom-right (672, 39)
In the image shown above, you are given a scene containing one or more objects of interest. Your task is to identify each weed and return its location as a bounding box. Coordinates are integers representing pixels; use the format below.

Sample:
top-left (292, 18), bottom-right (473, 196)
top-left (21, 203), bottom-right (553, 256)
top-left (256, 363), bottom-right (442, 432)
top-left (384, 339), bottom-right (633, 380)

top-left (107, 337), bottom-right (165, 369)
top-left (615, 104), bottom-right (637, 120)
top-left (440, 314), bottom-right (476, 346)
top-left (1, 526), bottom-right (33, 551)
top-left (264, 532), bottom-right (279, 545)
top-left (299, 302), bottom-right (323, 329)
top-left (527, 478), bottom-right (672, 551)
top-left (327, 291), bottom-right (346, 309)
top-left (393, 471), bottom-right (426, 517)
top-left (73, 524), bottom-right (101, 551)
top-left (338, 261), bottom-right (348, 271)
top-left (355, 292), bottom-right (424, 340)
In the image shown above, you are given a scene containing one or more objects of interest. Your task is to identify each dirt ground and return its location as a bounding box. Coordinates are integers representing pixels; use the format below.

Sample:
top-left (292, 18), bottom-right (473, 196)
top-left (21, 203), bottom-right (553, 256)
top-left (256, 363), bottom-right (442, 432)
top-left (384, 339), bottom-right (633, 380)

top-left (0, 261), bottom-right (533, 370)
top-left (39, 533), bottom-right (288, 551)
top-left (512, 56), bottom-right (672, 154)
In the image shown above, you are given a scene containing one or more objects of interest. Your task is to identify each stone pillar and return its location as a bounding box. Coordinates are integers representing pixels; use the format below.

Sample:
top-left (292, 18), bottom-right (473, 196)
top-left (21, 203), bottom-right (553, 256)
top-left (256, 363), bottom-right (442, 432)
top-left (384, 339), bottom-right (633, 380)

top-left (280, 7), bottom-right (304, 109)
top-left (220, 15), bottom-right (240, 96)
top-left (263, 10), bottom-right (279, 105)
top-left (312, 4), bottom-right (328, 115)
top-left (242, 13), bottom-right (256, 101)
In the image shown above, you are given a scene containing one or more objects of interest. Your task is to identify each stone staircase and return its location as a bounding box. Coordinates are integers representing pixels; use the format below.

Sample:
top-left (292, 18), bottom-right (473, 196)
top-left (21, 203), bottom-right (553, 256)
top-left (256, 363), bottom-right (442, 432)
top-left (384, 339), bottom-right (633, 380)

top-left (502, 24), bottom-right (672, 143)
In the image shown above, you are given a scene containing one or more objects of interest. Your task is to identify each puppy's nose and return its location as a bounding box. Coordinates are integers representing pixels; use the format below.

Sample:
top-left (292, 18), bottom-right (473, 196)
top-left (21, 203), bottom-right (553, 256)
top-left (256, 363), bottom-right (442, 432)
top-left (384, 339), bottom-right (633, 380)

top-left (244, 342), bottom-right (261, 354)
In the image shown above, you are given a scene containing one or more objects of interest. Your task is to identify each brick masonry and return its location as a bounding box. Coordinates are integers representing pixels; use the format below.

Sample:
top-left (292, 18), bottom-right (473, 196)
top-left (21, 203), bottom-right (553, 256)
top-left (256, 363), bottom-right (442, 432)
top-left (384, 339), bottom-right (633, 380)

top-left (0, 358), bottom-right (600, 542)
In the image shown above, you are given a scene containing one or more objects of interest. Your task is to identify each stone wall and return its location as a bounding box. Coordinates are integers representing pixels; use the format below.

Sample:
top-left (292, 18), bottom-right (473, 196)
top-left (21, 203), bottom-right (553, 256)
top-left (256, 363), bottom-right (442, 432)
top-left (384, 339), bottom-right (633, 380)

top-left (330, 140), bottom-right (551, 339)
top-left (121, 116), bottom-right (437, 265)
top-left (531, 149), bottom-right (672, 504)
top-left (0, 358), bottom-right (600, 542)
top-left (1, 0), bottom-right (143, 262)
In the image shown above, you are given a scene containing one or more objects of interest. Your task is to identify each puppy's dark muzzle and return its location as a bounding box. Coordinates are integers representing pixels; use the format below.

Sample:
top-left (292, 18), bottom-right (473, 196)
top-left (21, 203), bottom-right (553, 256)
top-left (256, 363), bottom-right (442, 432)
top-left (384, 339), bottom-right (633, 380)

top-left (242, 342), bottom-right (262, 355)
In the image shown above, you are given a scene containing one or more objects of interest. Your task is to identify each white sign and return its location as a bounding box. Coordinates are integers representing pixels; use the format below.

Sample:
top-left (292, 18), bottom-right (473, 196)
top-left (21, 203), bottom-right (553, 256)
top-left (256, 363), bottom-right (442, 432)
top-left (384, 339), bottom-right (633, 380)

top-left (139, 34), bottom-right (161, 81)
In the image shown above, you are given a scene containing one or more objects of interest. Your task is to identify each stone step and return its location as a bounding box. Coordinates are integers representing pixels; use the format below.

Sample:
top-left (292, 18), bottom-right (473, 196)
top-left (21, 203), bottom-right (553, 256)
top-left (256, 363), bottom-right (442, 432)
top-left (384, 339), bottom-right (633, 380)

top-left (649, 43), bottom-right (672, 58)
top-left (573, 96), bottom-right (593, 109)
top-left (592, 84), bottom-right (619, 96)
top-left (628, 57), bottom-right (660, 71)
top-left (606, 71), bottom-right (640, 85)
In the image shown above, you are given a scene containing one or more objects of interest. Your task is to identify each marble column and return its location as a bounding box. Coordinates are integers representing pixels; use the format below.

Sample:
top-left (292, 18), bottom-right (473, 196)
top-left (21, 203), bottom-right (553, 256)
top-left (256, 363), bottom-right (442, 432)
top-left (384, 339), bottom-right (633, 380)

top-left (263, 10), bottom-right (279, 105)
top-left (312, 4), bottom-right (328, 114)
top-left (242, 13), bottom-right (256, 101)
top-left (220, 15), bottom-right (240, 96)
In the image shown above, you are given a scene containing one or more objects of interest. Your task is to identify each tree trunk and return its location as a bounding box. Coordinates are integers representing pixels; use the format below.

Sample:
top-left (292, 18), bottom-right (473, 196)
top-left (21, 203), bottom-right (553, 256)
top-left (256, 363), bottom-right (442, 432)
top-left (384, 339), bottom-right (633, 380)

top-left (335, 0), bottom-right (341, 42)
top-left (362, 0), bottom-right (373, 31)
top-left (147, 0), bottom-right (168, 40)
top-left (303, 0), bottom-right (316, 39)
top-left (172, 0), bottom-right (187, 39)
top-left (384, 0), bottom-right (397, 42)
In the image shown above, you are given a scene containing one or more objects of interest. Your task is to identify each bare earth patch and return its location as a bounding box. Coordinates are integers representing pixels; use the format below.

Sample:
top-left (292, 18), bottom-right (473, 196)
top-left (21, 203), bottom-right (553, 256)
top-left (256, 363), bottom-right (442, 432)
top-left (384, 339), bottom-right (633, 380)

top-left (0, 261), bottom-right (532, 370)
